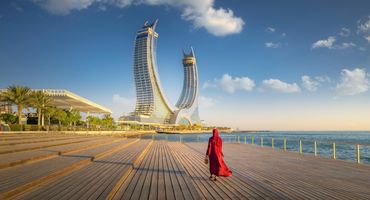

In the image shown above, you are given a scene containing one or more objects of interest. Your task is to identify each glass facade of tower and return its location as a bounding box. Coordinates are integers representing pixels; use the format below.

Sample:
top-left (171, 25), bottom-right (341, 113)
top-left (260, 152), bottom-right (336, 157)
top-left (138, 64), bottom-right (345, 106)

top-left (131, 20), bottom-right (173, 124)
top-left (171, 48), bottom-right (201, 125)
top-left (130, 20), bottom-right (200, 125)
top-left (176, 51), bottom-right (198, 109)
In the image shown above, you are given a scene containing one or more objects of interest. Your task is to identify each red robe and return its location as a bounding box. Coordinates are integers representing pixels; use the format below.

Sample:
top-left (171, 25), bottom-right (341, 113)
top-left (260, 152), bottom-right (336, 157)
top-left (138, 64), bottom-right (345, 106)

top-left (206, 129), bottom-right (232, 177)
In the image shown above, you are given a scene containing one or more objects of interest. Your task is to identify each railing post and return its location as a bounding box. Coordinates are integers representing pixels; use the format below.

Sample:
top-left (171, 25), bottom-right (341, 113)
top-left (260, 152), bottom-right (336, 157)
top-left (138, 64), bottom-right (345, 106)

top-left (357, 144), bottom-right (361, 164)
top-left (333, 142), bottom-right (336, 159)
top-left (252, 136), bottom-right (254, 145)
top-left (261, 137), bottom-right (263, 147)
top-left (238, 136), bottom-right (240, 143)
top-left (283, 138), bottom-right (286, 151)
top-left (314, 141), bottom-right (317, 157)
top-left (271, 138), bottom-right (274, 149)
top-left (244, 136), bottom-right (246, 144)
top-left (299, 140), bottom-right (302, 154)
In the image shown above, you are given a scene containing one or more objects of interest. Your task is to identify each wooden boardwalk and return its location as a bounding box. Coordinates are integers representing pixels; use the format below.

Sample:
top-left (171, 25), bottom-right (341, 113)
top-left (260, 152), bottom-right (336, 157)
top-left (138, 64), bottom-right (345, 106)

top-left (0, 133), bottom-right (369, 199)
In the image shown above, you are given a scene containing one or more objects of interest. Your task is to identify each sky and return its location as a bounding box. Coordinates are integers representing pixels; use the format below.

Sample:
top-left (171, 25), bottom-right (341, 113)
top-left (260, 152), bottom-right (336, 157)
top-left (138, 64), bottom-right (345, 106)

top-left (1, 0), bottom-right (370, 130)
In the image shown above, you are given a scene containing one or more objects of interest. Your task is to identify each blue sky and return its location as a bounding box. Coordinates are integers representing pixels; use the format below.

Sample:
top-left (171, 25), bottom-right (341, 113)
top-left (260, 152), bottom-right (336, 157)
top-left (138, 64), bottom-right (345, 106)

top-left (1, 0), bottom-right (370, 130)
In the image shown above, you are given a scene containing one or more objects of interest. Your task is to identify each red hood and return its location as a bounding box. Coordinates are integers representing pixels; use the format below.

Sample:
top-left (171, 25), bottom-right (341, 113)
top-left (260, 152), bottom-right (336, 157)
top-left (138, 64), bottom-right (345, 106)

top-left (213, 128), bottom-right (219, 138)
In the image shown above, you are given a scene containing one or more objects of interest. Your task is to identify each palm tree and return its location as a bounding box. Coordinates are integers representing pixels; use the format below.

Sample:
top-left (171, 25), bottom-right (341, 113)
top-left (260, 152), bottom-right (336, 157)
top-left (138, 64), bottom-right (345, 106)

top-left (30, 90), bottom-right (54, 130)
top-left (66, 109), bottom-right (81, 128)
top-left (0, 85), bottom-right (31, 125)
top-left (54, 109), bottom-right (67, 129)
top-left (102, 114), bottom-right (114, 129)
top-left (44, 107), bottom-right (67, 131)
top-left (44, 106), bottom-right (57, 131)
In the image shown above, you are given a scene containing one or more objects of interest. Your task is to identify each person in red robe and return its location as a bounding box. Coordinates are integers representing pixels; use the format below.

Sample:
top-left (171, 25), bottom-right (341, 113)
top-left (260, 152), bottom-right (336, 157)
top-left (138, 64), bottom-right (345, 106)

top-left (205, 128), bottom-right (232, 181)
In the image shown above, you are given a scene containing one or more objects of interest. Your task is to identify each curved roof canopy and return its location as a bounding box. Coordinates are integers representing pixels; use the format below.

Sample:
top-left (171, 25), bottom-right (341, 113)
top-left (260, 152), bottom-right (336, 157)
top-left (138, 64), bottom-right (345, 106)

top-left (1, 89), bottom-right (112, 114)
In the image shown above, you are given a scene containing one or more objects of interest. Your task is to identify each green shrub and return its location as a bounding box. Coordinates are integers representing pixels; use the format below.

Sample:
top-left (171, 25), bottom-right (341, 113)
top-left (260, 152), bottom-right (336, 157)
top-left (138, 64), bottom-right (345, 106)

top-left (0, 113), bottom-right (18, 124)
top-left (24, 125), bottom-right (39, 131)
top-left (9, 124), bottom-right (22, 131)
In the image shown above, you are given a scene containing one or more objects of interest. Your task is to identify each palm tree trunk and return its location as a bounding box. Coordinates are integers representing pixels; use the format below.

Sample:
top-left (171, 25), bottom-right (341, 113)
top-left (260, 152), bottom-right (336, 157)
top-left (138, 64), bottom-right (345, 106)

top-left (47, 116), bottom-right (51, 132)
top-left (37, 109), bottom-right (41, 130)
top-left (18, 105), bottom-right (23, 125)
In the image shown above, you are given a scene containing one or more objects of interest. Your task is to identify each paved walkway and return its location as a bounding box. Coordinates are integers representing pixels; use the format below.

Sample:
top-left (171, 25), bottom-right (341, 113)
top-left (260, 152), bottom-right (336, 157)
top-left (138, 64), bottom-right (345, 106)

top-left (0, 133), bottom-right (369, 199)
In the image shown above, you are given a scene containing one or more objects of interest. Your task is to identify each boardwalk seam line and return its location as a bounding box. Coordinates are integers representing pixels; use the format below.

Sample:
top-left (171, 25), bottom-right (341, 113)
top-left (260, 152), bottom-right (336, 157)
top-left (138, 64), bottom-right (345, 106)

top-left (0, 139), bottom-right (121, 170)
top-left (0, 139), bottom-right (90, 155)
top-left (0, 139), bottom-right (138, 200)
top-left (106, 140), bottom-right (154, 200)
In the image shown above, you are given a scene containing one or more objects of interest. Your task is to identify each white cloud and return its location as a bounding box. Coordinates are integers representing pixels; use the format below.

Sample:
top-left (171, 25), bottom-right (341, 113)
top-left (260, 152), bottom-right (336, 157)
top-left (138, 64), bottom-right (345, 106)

top-left (32, 0), bottom-right (244, 36)
top-left (12, 2), bottom-right (23, 11)
top-left (112, 94), bottom-right (135, 108)
top-left (358, 16), bottom-right (370, 33)
top-left (219, 74), bottom-right (255, 93)
top-left (282, 32), bottom-right (286, 37)
top-left (315, 75), bottom-right (331, 83)
top-left (266, 27), bottom-right (275, 32)
top-left (336, 42), bottom-right (356, 49)
top-left (312, 36), bottom-right (357, 50)
top-left (202, 80), bottom-right (217, 89)
top-left (365, 36), bottom-right (370, 43)
top-left (261, 79), bottom-right (301, 93)
top-left (339, 27), bottom-right (351, 37)
top-left (312, 36), bottom-right (336, 49)
top-left (98, 4), bottom-right (107, 11)
top-left (32, 0), bottom-right (95, 14)
top-left (336, 68), bottom-right (369, 95)
top-left (301, 75), bottom-right (320, 92)
top-left (189, 7), bottom-right (244, 36)
top-left (203, 74), bottom-right (255, 93)
top-left (264, 42), bottom-right (280, 48)
top-left (357, 17), bottom-right (370, 44)
top-left (198, 96), bottom-right (215, 108)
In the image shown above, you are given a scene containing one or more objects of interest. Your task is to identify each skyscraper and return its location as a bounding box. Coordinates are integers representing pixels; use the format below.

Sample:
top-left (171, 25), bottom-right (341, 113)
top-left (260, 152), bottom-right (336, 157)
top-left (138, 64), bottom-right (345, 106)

top-left (129, 20), bottom-right (200, 125)
top-left (170, 48), bottom-right (201, 125)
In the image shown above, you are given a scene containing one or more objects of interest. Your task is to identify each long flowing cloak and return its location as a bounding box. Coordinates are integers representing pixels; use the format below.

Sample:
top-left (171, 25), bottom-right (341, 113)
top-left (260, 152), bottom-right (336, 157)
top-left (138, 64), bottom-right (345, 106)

top-left (206, 129), bottom-right (232, 177)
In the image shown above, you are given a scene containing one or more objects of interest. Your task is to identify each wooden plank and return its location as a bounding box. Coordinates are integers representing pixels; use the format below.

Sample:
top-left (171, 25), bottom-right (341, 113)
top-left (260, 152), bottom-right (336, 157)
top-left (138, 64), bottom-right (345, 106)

top-left (184, 143), bottom-right (285, 200)
top-left (0, 136), bottom-right (90, 146)
top-left (14, 140), bottom-right (137, 199)
top-left (0, 139), bottom-right (91, 155)
top-left (1, 137), bottom-right (369, 200)
top-left (186, 142), bottom-right (370, 200)
top-left (0, 138), bottom-right (116, 169)
top-left (118, 141), bottom-right (156, 200)
top-left (148, 141), bottom-right (159, 200)
top-left (0, 139), bottom-right (137, 199)
top-left (19, 141), bottom-right (147, 200)
top-left (106, 140), bottom-right (154, 200)
top-left (168, 142), bottom-right (221, 200)
top-left (139, 141), bottom-right (160, 200)
top-left (165, 142), bottom-right (200, 200)
top-left (162, 143), bottom-right (176, 200)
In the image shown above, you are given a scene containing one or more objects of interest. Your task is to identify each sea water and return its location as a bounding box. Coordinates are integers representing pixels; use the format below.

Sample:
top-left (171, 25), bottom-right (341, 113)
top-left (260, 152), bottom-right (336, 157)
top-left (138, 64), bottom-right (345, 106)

top-left (142, 131), bottom-right (370, 164)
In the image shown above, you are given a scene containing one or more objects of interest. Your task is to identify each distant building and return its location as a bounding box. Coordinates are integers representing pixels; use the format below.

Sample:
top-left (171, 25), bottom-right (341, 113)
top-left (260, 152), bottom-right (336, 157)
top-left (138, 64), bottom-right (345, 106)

top-left (0, 101), bottom-right (12, 114)
top-left (170, 48), bottom-right (201, 125)
top-left (128, 20), bottom-right (200, 125)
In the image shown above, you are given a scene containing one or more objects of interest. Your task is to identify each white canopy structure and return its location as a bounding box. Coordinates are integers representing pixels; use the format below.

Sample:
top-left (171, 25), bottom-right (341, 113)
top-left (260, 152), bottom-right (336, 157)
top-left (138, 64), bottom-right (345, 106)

top-left (40, 89), bottom-right (112, 114)
top-left (0, 89), bottom-right (111, 114)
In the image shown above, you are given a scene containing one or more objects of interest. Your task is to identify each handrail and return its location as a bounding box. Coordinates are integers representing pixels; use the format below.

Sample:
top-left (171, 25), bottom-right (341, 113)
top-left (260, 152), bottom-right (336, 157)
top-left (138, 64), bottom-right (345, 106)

top-left (217, 134), bottom-right (370, 147)
top-left (147, 134), bottom-right (369, 165)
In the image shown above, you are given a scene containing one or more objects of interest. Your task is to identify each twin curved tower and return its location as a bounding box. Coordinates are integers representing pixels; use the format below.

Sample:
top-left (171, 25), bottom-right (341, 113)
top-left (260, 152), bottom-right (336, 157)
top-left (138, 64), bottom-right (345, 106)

top-left (129, 20), bottom-right (200, 125)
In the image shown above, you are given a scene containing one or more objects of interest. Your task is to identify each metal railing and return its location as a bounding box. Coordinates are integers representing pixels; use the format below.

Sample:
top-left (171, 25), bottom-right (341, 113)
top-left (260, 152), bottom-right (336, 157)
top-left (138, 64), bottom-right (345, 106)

top-left (143, 134), bottom-right (370, 165)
